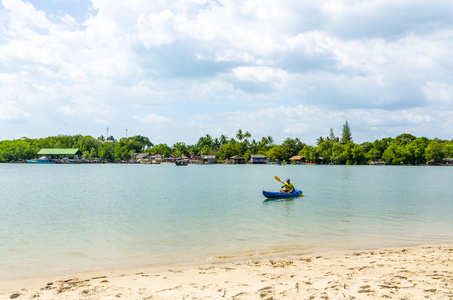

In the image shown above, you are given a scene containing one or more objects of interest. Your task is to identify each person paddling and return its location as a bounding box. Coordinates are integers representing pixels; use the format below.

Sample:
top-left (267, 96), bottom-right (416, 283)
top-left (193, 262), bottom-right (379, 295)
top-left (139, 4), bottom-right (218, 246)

top-left (280, 178), bottom-right (295, 193)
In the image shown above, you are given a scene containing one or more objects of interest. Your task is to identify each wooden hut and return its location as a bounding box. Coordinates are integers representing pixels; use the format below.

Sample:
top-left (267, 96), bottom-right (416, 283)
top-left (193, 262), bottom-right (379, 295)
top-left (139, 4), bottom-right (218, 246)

top-left (442, 158), bottom-right (453, 165)
top-left (201, 155), bottom-right (216, 164)
top-left (289, 155), bottom-right (305, 164)
top-left (250, 154), bottom-right (268, 164)
top-left (133, 153), bottom-right (151, 163)
top-left (230, 155), bottom-right (246, 164)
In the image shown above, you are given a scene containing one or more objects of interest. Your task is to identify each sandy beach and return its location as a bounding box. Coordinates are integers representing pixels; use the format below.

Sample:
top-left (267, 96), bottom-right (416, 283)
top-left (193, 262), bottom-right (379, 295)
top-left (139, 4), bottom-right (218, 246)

top-left (1, 245), bottom-right (452, 299)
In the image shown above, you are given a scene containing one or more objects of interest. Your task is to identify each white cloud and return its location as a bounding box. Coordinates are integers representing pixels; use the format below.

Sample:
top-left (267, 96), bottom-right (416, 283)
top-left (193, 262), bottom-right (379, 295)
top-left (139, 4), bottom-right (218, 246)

top-left (54, 95), bottom-right (115, 124)
top-left (2, 0), bottom-right (453, 143)
top-left (0, 100), bottom-right (31, 120)
top-left (55, 105), bottom-right (76, 116)
top-left (2, 0), bottom-right (51, 35)
top-left (136, 10), bottom-right (177, 48)
top-left (233, 66), bottom-right (287, 83)
top-left (393, 111), bottom-right (436, 124)
top-left (442, 119), bottom-right (453, 135)
top-left (133, 114), bottom-right (173, 125)
top-left (424, 81), bottom-right (453, 104)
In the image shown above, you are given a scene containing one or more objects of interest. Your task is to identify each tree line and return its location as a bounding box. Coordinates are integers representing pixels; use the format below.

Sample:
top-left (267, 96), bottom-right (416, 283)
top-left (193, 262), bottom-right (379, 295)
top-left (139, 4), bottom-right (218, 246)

top-left (1, 122), bottom-right (452, 164)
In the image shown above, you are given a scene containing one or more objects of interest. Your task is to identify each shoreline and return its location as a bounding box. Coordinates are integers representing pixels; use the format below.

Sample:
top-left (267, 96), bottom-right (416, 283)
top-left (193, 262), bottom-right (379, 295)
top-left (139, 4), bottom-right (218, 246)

top-left (2, 244), bottom-right (452, 299)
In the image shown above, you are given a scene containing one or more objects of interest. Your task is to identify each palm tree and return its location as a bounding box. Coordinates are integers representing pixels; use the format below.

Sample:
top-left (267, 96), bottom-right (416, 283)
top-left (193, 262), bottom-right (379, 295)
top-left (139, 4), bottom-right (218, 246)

top-left (317, 136), bottom-right (324, 145)
top-left (219, 134), bottom-right (228, 146)
top-left (205, 134), bottom-right (213, 146)
top-left (213, 138), bottom-right (220, 151)
top-left (250, 139), bottom-right (258, 153)
top-left (236, 129), bottom-right (244, 142)
top-left (267, 136), bottom-right (274, 145)
top-left (244, 131), bottom-right (251, 141)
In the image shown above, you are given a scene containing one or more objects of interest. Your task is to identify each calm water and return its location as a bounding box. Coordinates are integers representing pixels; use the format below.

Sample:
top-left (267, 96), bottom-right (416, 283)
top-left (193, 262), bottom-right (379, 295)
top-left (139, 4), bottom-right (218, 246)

top-left (1, 164), bottom-right (452, 279)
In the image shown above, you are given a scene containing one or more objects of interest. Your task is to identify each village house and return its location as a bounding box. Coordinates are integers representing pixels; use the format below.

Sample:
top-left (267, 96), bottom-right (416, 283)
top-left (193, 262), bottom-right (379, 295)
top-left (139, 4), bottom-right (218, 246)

top-left (201, 155), bottom-right (216, 164)
top-left (132, 153), bottom-right (151, 163)
top-left (250, 154), bottom-right (268, 164)
top-left (289, 155), bottom-right (305, 164)
top-left (442, 158), bottom-right (453, 165)
top-left (230, 155), bottom-right (246, 164)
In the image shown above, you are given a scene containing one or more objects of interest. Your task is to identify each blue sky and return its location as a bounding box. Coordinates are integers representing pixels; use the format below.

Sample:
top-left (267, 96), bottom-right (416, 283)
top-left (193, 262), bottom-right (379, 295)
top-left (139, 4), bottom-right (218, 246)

top-left (1, 0), bottom-right (453, 146)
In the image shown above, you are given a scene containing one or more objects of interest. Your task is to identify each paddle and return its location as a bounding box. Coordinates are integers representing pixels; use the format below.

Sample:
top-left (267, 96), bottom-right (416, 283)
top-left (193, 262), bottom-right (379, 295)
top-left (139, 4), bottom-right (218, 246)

top-left (274, 175), bottom-right (302, 197)
top-left (274, 175), bottom-right (284, 184)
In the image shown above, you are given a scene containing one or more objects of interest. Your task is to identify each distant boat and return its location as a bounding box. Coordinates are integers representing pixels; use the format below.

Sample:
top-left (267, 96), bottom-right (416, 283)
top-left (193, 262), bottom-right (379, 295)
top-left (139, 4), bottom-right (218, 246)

top-left (175, 158), bottom-right (188, 166)
top-left (26, 156), bottom-right (56, 164)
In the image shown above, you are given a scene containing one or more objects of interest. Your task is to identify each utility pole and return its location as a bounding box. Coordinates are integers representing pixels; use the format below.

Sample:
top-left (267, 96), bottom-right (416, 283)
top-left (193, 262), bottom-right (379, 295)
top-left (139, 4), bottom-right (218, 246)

top-left (106, 127), bottom-right (109, 141)
top-left (126, 129), bottom-right (128, 141)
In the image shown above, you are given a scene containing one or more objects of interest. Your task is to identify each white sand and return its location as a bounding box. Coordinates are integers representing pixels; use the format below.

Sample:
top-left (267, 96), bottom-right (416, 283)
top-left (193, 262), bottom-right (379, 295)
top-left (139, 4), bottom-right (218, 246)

top-left (1, 245), bottom-right (452, 299)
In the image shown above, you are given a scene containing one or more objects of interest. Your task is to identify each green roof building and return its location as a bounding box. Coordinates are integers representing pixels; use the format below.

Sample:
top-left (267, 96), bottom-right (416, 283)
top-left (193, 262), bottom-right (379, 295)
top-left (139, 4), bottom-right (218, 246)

top-left (37, 148), bottom-right (83, 156)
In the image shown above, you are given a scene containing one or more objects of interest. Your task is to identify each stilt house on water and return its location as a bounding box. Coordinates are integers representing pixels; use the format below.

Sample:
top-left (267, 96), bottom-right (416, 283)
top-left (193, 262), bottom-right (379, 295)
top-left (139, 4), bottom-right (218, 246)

top-left (35, 148), bottom-right (83, 163)
top-left (201, 155), bottom-right (216, 164)
top-left (250, 154), bottom-right (268, 164)
top-left (230, 155), bottom-right (246, 164)
top-left (289, 155), bottom-right (305, 164)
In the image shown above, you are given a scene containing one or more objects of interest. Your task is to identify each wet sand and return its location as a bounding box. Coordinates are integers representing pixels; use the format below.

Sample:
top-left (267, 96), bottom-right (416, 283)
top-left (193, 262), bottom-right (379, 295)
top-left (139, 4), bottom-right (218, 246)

top-left (1, 245), bottom-right (452, 299)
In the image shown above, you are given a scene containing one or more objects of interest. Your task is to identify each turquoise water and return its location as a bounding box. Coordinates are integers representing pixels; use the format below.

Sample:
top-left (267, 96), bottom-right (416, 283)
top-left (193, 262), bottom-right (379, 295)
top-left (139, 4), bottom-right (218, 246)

top-left (1, 164), bottom-right (452, 279)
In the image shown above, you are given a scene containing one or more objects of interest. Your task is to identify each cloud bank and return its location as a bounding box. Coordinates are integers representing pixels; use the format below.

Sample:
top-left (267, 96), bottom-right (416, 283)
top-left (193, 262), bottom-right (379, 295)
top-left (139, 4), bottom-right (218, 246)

top-left (1, 0), bottom-right (453, 144)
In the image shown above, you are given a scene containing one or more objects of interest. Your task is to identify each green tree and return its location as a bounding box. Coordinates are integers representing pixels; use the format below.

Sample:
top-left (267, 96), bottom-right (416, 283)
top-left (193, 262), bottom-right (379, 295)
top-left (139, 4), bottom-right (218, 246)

top-left (316, 136), bottom-right (324, 146)
top-left (382, 143), bottom-right (407, 165)
top-left (332, 142), bottom-right (345, 164)
top-left (172, 142), bottom-right (189, 157)
top-left (365, 148), bottom-right (381, 162)
top-left (131, 135), bottom-right (153, 150)
top-left (299, 145), bottom-right (318, 163)
top-left (406, 137), bottom-right (429, 164)
top-left (444, 140), bottom-right (453, 158)
top-left (280, 138), bottom-right (304, 161)
top-left (267, 136), bottom-right (274, 145)
top-left (219, 134), bottom-right (228, 146)
top-left (98, 142), bottom-right (115, 161)
top-left (197, 134), bottom-right (213, 152)
top-left (425, 139), bottom-right (443, 163)
top-left (351, 143), bottom-right (366, 165)
top-left (84, 148), bottom-right (97, 159)
top-left (213, 138), bottom-right (221, 151)
top-left (217, 141), bottom-right (240, 160)
top-left (266, 145), bottom-right (286, 161)
top-left (200, 144), bottom-right (212, 155)
top-left (328, 128), bottom-right (338, 142)
top-left (151, 144), bottom-right (172, 157)
top-left (243, 131), bottom-right (251, 141)
top-left (395, 133), bottom-right (416, 146)
top-left (341, 121), bottom-right (353, 145)
top-left (372, 137), bottom-right (393, 157)
top-left (78, 136), bottom-right (99, 154)
top-left (236, 129), bottom-right (244, 142)
top-left (317, 139), bottom-right (334, 163)
top-left (382, 143), bottom-right (397, 164)
top-left (249, 139), bottom-right (259, 154)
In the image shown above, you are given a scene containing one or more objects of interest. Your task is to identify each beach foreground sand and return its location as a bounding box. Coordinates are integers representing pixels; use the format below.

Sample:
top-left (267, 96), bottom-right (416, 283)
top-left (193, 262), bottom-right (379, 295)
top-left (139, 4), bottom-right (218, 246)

top-left (1, 245), bottom-right (452, 299)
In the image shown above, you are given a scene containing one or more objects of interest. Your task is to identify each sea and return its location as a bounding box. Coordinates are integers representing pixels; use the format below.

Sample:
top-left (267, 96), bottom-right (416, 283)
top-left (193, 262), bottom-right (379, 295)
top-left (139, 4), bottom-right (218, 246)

top-left (1, 163), bottom-right (452, 280)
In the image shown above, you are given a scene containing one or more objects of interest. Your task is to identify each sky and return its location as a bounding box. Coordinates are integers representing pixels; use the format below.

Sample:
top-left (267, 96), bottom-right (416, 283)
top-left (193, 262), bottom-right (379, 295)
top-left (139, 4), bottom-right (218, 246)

top-left (1, 0), bottom-right (453, 146)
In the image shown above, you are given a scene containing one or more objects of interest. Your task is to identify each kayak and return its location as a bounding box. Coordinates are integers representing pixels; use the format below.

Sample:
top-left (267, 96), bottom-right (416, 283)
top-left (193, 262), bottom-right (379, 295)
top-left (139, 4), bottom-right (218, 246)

top-left (262, 189), bottom-right (303, 198)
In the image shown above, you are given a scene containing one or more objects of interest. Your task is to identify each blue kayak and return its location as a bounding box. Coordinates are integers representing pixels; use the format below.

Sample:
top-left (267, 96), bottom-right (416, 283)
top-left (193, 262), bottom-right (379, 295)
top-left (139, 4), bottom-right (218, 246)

top-left (262, 189), bottom-right (303, 198)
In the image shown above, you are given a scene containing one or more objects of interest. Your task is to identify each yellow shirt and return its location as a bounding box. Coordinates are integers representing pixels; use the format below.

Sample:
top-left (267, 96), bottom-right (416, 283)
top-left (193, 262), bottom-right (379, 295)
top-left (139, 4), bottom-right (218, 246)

top-left (283, 182), bottom-right (295, 192)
